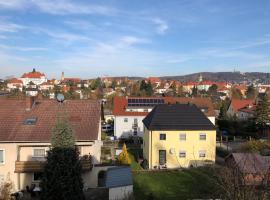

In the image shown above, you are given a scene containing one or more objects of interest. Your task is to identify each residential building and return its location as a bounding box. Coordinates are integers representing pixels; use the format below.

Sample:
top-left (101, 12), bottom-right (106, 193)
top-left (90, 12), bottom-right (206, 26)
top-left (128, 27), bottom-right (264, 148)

top-left (113, 96), bottom-right (216, 138)
top-left (0, 97), bottom-right (102, 191)
top-left (227, 99), bottom-right (255, 119)
top-left (25, 81), bottom-right (39, 97)
top-left (20, 68), bottom-right (47, 86)
top-left (142, 104), bottom-right (216, 169)
top-left (197, 80), bottom-right (214, 91)
top-left (39, 81), bottom-right (54, 91)
top-left (7, 78), bottom-right (23, 91)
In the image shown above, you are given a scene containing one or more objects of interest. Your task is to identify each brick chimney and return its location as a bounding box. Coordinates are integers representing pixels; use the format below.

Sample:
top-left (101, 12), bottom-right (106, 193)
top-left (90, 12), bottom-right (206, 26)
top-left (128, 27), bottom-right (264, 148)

top-left (26, 96), bottom-right (35, 111)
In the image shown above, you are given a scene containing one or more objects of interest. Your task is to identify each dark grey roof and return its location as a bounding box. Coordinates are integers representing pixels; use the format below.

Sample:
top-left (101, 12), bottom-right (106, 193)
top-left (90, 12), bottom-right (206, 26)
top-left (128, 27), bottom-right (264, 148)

top-left (105, 167), bottom-right (133, 188)
top-left (143, 104), bottom-right (215, 130)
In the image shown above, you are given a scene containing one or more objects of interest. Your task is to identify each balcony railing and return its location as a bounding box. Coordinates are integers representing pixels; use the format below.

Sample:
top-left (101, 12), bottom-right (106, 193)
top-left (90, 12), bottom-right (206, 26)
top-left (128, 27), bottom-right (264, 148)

top-left (15, 155), bottom-right (92, 173)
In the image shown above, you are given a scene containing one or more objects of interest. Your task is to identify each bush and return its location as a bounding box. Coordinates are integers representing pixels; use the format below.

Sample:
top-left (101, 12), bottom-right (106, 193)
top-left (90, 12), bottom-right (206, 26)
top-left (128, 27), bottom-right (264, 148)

top-left (118, 144), bottom-right (131, 165)
top-left (241, 140), bottom-right (270, 153)
top-left (141, 159), bottom-right (149, 169)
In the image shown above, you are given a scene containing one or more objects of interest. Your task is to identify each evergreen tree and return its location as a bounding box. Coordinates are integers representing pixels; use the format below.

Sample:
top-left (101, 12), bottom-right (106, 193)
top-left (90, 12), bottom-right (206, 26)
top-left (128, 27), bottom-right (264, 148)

top-left (118, 143), bottom-right (131, 165)
top-left (254, 96), bottom-right (270, 136)
top-left (219, 101), bottom-right (228, 120)
top-left (41, 116), bottom-right (84, 200)
top-left (245, 84), bottom-right (256, 99)
top-left (51, 117), bottom-right (75, 148)
top-left (191, 86), bottom-right (198, 97)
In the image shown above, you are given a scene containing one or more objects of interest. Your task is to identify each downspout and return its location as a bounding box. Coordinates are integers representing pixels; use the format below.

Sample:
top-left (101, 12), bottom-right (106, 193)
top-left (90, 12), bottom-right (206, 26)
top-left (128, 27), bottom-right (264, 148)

top-left (16, 145), bottom-right (21, 190)
top-left (150, 130), bottom-right (152, 169)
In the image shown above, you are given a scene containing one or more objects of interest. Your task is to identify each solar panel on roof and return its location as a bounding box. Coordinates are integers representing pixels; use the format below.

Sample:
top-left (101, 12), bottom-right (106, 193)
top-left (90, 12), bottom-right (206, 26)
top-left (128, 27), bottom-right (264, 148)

top-left (127, 98), bottom-right (165, 107)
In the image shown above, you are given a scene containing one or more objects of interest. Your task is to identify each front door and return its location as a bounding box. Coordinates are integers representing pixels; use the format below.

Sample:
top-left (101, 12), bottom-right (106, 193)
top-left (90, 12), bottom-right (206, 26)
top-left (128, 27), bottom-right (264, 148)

top-left (159, 150), bottom-right (166, 165)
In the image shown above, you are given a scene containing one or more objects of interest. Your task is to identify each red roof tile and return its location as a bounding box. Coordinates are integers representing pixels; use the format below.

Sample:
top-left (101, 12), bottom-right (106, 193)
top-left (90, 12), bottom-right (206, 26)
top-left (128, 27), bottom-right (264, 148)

top-left (8, 78), bottom-right (23, 84)
top-left (230, 99), bottom-right (255, 112)
top-left (21, 71), bottom-right (45, 78)
top-left (0, 99), bottom-right (100, 142)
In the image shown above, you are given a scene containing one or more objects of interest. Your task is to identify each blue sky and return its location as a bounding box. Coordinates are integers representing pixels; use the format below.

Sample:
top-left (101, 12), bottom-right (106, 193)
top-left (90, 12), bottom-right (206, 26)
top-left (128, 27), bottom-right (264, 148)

top-left (1, 0), bottom-right (270, 79)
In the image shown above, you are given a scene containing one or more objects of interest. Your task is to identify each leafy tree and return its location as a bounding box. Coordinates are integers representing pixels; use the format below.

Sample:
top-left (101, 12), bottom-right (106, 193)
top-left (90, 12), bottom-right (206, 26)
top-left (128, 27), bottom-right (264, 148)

top-left (254, 96), bottom-right (270, 136)
top-left (245, 84), bottom-right (256, 99)
top-left (208, 84), bottom-right (218, 96)
top-left (139, 80), bottom-right (153, 96)
top-left (231, 88), bottom-right (242, 99)
top-left (91, 77), bottom-right (102, 90)
top-left (111, 80), bottom-right (117, 89)
top-left (42, 116), bottom-right (84, 200)
top-left (118, 143), bottom-right (131, 165)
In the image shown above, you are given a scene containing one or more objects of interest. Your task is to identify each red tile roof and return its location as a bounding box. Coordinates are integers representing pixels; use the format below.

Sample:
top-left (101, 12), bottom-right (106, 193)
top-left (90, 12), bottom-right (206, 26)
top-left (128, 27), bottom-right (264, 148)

top-left (63, 78), bottom-right (81, 83)
top-left (0, 99), bottom-right (100, 142)
top-left (21, 71), bottom-right (45, 78)
top-left (230, 99), bottom-right (255, 112)
top-left (8, 78), bottom-right (23, 84)
top-left (113, 96), bottom-right (215, 117)
top-left (146, 77), bottom-right (161, 84)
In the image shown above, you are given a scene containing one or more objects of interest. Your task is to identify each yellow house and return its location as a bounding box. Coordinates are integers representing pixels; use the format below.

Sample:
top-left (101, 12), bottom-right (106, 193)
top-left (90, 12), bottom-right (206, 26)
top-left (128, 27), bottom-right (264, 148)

top-left (143, 104), bottom-right (216, 169)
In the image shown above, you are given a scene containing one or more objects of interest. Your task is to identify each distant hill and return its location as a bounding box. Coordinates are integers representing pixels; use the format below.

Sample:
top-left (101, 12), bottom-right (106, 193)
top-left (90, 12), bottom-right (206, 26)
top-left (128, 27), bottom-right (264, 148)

top-left (160, 72), bottom-right (270, 84)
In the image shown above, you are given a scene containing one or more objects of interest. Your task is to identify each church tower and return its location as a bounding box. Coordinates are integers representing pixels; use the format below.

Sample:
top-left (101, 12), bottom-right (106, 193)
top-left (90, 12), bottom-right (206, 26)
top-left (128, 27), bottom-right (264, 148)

top-left (61, 72), bottom-right (64, 82)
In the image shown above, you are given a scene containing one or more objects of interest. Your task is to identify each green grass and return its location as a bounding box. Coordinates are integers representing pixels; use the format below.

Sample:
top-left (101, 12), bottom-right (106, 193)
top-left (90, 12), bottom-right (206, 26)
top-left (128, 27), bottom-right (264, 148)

top-left (133, 167), bottom-right (220, 200)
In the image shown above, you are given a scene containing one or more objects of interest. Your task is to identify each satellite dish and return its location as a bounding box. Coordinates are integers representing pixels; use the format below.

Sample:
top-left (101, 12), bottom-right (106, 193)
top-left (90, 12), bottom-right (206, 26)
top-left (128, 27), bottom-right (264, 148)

top-left (56, 93), bottom-right (65, 103)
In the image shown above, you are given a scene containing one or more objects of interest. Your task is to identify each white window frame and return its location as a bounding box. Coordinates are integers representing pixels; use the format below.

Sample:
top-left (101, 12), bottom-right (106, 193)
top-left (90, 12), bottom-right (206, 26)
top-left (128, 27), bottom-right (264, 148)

top-left (199, 150), bottom-right (206, 158)
top-left (179, 133), bottom-right (186, 141)
top-left (199, 133), bottom-right (206, 141)
top-left (32, 148), bottom-right (46, 158)
top-left (179, 150), bottom-right (186, 158)
top-left (0, 149), bottom-right (5, 165)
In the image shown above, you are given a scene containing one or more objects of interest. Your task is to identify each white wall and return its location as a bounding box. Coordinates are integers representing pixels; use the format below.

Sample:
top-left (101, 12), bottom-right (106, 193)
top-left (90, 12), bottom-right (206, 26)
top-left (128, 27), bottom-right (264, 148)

top-left (114, 116), bottom-right (145, 138)
top-left (109, 185), bottom-right (133, 200)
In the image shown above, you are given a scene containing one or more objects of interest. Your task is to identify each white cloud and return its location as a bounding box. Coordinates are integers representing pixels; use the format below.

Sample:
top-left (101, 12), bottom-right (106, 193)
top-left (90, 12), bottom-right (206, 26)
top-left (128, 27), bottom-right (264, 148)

top-left (152, 18), bottom-right (168, 35)
top-left (120, 36), bottom-right (150, 46)
top-left (0, 0), bottom-right (116, 15)
top-left (0, 44), bottom-right (47, 51)
top-left (0, 21), bottom-right (25, 32)
top-left (0, 0), bottom-right (26, 9)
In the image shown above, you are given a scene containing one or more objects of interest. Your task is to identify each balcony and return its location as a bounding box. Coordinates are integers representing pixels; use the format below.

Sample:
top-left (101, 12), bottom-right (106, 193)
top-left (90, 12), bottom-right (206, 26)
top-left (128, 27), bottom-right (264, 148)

top-left (15, 155), bottom-right (93, 173)
top-left (15, 161), bottom-right (45, 173)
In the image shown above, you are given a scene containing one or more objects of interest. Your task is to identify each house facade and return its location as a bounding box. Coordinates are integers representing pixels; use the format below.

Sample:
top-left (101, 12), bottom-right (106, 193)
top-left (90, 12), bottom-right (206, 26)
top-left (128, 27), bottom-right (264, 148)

top-left (113, 96), bottom-right (216, 139)
top-left (142, 104), bottom-right (216, 169)
top-left (20, 68), bottom-right (47, 86)
top-left (0, 97), bottom-right (102, 191)
top-left (227, 99), bottom-right (255, 119)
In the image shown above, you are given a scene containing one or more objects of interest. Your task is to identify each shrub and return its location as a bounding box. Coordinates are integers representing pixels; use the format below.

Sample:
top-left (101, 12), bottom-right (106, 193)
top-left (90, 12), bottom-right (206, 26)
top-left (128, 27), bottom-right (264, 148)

top-left (118, 143), bottom-right (131, 165)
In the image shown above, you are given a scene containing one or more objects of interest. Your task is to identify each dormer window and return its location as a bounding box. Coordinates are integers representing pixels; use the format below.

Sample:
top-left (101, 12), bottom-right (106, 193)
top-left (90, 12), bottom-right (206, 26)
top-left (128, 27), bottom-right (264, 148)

top-left (24, 117), bottom-right (37, 125)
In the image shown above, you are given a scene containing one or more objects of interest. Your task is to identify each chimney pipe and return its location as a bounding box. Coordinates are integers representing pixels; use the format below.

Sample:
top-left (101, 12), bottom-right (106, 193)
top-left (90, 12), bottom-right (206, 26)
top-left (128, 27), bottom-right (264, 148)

top-left (26, 96), bottom-right (35, 111)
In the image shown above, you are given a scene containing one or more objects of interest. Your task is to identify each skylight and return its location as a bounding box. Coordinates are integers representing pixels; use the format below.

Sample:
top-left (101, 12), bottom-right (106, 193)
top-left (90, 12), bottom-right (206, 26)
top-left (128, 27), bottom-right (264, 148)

top-left (24, 117), bottom-right (38, 125)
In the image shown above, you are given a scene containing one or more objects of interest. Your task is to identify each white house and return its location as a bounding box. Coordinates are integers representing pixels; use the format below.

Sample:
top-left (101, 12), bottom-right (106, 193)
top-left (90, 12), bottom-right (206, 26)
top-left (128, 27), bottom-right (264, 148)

top-left (113, 96), bottom-right (216, 138)
top-left (20, 68), bottom-right (47, 86)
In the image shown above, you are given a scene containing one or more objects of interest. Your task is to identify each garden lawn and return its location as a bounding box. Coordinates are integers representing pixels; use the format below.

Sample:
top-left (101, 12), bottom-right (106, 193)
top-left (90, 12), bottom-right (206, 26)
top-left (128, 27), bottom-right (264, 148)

top-left (133, 167), bottom-right (220, 200)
